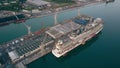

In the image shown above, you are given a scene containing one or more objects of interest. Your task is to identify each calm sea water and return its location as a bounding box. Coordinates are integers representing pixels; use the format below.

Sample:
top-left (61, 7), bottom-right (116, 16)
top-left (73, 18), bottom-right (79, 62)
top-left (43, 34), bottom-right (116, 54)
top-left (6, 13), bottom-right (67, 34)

top-left (0, 0), bottom-right (120, 68)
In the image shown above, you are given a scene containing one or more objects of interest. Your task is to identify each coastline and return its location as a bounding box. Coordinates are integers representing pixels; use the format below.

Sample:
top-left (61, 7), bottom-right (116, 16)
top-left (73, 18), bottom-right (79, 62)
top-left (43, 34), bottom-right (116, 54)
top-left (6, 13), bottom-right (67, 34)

top-left (0, 1), bottom-right (105, 45)
top-left (28, 1), bottom-right (105, 19)
top-left (0, 1), bottom-right (106, 26)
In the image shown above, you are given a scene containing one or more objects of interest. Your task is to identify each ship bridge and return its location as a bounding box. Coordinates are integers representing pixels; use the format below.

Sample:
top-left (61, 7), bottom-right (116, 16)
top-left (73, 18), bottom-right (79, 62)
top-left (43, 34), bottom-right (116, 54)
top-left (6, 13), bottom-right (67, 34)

top-left (46, 21), bottom-right (81, 39)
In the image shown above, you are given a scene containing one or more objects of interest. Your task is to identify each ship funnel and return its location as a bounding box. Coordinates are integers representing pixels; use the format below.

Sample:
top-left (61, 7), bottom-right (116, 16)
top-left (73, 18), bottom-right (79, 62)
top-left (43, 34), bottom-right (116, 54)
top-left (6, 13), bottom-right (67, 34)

top-left (96, 18), bottom-right (102, 22)
top-left (94, 18), bottom-right (102, 23)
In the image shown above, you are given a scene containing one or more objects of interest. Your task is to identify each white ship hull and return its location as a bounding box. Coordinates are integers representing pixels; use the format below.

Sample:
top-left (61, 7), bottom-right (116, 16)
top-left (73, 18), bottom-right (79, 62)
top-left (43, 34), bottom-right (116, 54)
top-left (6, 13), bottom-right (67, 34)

top-left (52, 23), bottom-right (103, 58)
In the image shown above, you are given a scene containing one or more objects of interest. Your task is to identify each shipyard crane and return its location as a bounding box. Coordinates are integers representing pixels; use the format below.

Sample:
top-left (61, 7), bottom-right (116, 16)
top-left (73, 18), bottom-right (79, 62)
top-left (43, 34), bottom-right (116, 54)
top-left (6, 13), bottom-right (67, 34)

top-left (12, 12), bottom-right (19, 20)
top-left (77, 7), bottom-right (80, 16)
top-left (54, 12), bottom-right (58, 25)
top-left (54, 7), bottom-right (80, 26)
top-left (12, 12), bottom-right (32, 35)
top-left (23, 23), bottom-right (32, 35)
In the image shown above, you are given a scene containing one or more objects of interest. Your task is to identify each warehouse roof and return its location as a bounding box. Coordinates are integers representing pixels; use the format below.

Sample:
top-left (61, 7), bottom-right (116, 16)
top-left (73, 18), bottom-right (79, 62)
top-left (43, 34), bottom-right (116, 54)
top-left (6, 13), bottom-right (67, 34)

top-left (46, 21), bottom-right (81, 39)
top-left (27, 0), bottom-right (50, 6)
top-left (8, 51), bottom-right (19, 61)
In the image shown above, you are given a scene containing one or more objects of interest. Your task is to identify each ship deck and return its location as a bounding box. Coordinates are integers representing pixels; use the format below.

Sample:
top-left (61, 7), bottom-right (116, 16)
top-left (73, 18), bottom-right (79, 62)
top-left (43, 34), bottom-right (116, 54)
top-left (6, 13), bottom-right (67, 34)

top-left (46, 21), bottom-right (81, 39)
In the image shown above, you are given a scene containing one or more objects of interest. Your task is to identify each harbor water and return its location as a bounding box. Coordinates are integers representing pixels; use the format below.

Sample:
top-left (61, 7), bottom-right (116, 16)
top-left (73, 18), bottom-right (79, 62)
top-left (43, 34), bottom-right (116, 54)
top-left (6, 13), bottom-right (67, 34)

top-left (0, 0), bottom-right (120, 68)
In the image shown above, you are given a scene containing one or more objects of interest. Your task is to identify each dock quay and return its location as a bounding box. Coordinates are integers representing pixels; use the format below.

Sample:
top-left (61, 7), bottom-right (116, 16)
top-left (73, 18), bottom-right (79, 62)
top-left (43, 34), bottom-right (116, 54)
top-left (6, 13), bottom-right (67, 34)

top-left (0, 28), bottom-right (55, 68)
top-left (24, 0), bottom-right (107, 19)
top-left (14, 44), bottom-right (54, 68)
top-left (14, 42), bottom-right (54, 65)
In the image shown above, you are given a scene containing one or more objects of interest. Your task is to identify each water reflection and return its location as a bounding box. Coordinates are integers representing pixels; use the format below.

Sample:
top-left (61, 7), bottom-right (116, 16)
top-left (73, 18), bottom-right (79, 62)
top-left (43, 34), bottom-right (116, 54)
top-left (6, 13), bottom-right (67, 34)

top-left (55, 32), bottom-right (103, 63)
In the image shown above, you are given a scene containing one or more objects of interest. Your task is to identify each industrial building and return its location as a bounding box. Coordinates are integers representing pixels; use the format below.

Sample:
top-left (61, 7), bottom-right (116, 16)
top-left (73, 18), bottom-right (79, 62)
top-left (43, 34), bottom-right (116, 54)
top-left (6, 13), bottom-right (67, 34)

top-left (27, 0), bottom-right (51, 9)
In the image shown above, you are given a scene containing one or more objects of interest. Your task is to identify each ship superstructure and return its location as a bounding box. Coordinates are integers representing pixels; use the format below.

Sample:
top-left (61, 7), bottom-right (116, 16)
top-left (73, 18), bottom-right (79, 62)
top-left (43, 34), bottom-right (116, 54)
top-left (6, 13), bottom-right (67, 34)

top-left (48, 15), bottom-right (103, 58)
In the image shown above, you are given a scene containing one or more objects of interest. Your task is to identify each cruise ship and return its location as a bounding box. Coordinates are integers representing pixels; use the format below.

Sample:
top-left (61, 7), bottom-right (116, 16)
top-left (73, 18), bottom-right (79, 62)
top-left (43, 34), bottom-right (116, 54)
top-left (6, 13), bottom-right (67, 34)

top-left (51, 15), bottom-right (103, 58)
